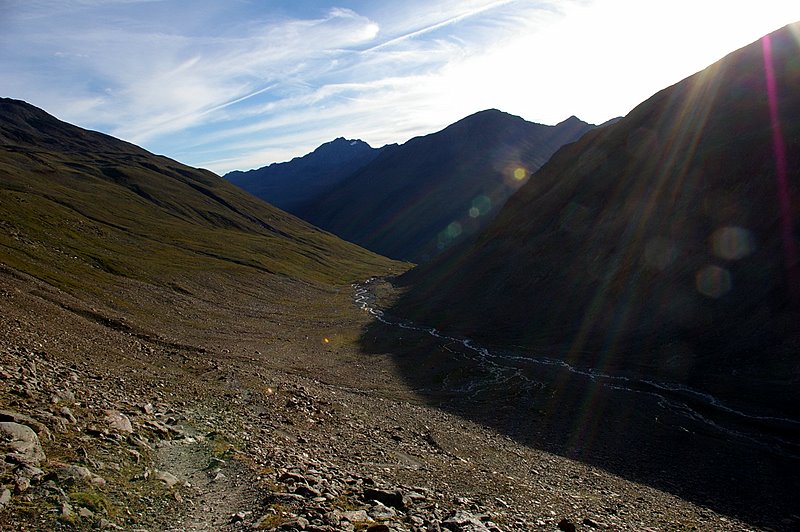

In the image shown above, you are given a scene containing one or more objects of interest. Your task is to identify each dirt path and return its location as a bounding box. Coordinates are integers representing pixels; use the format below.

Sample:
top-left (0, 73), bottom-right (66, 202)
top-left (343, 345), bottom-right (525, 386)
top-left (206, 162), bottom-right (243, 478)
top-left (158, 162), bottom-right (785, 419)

top-left (155, 436), bottom-right (266, 531)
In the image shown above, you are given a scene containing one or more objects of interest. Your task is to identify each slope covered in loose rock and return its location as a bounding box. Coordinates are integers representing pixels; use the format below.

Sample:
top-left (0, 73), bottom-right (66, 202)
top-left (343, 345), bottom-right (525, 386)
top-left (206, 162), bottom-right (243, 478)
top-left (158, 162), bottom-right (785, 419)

top-left (395, 23), bottom-right (800, 417)
top-left (0, 267), bottom-right (778, 531)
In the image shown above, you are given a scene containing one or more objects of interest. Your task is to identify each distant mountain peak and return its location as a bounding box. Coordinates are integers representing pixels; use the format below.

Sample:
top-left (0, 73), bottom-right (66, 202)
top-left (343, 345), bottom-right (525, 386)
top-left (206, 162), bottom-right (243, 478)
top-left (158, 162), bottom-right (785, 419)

top-left (224, 136), bottom-right (385, 213)
top-left (319, 137), bottom-right (371, 151)
top-left (555, 115), bottom-right (588, 126)
top-left (299, 108), bottom-right (598, 262)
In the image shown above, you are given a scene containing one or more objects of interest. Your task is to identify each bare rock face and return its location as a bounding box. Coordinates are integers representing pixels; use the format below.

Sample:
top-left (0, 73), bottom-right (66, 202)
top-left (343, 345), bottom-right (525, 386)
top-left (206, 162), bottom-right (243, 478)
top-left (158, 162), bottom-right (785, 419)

top-left (0, 421), bottom-right (46, 466)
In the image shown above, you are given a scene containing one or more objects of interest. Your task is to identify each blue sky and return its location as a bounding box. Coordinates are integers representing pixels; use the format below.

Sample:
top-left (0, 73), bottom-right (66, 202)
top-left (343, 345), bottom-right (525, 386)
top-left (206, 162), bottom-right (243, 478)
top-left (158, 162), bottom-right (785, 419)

top-left (2, 1), bottom-right (799, 174)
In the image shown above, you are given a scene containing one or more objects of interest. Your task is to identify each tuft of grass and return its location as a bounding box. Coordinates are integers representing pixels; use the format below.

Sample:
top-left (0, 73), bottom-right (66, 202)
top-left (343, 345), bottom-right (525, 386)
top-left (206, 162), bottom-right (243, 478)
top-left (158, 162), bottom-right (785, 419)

top-left (254, 504), bottom-right (287, 529)
top-left (69, 489), bottom-right (114, 516)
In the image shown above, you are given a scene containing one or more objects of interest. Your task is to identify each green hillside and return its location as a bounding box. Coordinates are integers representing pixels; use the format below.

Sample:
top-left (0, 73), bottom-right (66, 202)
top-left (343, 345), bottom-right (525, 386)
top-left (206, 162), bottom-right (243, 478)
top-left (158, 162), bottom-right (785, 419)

top-left (0, 98), bottom-right (405, 309)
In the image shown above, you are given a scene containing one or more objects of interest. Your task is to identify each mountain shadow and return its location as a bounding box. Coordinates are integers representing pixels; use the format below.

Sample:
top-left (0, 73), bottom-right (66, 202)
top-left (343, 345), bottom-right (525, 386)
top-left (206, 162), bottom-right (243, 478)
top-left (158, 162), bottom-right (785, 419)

top-left (359, 22), bottom-right (800, 531)
top-left (299, 110), bottom-right (596, 262)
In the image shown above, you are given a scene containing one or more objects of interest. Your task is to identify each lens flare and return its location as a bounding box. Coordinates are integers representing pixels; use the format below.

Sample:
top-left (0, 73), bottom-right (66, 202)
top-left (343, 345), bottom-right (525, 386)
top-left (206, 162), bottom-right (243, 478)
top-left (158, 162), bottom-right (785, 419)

top-left (711, 226), bottom-right (755, 261)
top-left (446, 222), bottom-right (462, 238)
top-left (644, 237), bottom-right (678, 270)
top-left (513, 167), bottom-right (527, 180)
top-left (470, 195), bottom-right (492, 217)
top-left (696, 265), bottom-right (732, 298)
top-left (762, 34), bottom-right (799, 300)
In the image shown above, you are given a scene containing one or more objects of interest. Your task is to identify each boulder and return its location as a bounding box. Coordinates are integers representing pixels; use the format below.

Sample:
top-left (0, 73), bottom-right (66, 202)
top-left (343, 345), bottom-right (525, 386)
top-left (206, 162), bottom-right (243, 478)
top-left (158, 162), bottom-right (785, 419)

top-left (104, 411), bottom-right (133, 433)
top-left (155, 470), bottom-right (180, 488)
top-left (363, 487), bottom-right (407, 510)
top-left (0, 421), bottom-right (46, 465)
top-left (442, 510), bottom-right (490, 532)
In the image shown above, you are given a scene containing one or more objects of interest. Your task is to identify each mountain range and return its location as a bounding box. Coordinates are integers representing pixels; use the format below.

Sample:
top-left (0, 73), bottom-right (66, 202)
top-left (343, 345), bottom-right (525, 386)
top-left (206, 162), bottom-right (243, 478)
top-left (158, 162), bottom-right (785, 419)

top-left (394, 22), bottom-right (800, 416)
top-left (225, 137), bottom-right (386, 213)
top-left (2, 21), bottom-right (800, 532)
top-left (227, 110), bottom-right (596, 262)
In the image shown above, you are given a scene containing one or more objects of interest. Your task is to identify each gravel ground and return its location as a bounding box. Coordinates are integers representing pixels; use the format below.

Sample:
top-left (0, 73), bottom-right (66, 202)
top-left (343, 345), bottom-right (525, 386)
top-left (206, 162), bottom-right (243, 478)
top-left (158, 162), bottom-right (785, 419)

top-left (1, 267), bottom-right (797, 531)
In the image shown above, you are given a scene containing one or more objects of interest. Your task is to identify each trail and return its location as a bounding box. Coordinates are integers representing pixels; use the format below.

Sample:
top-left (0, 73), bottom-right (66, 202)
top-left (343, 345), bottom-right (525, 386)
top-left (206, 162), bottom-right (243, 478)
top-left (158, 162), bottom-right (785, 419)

top-left (354, 278), bottom-right (800, 459)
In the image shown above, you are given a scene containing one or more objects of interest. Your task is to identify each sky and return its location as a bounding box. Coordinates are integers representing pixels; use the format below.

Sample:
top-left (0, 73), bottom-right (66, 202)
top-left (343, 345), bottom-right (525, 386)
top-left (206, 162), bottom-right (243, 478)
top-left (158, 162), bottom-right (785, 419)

top-left (2, 1), bottom-right (799, 174)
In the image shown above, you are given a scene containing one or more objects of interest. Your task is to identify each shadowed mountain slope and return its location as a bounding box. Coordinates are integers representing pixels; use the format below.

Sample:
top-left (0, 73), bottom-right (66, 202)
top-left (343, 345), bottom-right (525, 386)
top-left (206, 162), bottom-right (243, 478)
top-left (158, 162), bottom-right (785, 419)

top-left (395, 23), bottom-right (800, 416)
top-left (224, 137), bottom-right (386, 213)
top-left (299, 110), bottom-right (596, 262)
top-left (0, 98), bottom-right (404, 307)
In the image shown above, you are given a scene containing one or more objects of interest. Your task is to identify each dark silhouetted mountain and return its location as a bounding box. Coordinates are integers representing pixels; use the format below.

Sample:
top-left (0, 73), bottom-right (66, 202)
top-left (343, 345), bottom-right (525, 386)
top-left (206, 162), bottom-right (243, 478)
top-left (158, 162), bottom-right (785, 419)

top-left (224, 137), bottom-right (386, 212)
top-left (396, 23), bottom-right (800, 416)
top-left (297, 110), bottom-right (596, 262)
top-left (0, 98), bottom-right (403, 298)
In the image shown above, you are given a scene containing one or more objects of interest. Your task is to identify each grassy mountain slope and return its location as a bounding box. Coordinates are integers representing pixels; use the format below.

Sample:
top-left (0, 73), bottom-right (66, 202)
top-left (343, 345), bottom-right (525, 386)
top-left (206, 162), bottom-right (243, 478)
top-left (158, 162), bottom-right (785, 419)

top-left (0, 98), bottom-right (405, 313)
top-left (396, 24), bottom-right (800, 414)
top-left (299, 110), bottom-right (595, 262)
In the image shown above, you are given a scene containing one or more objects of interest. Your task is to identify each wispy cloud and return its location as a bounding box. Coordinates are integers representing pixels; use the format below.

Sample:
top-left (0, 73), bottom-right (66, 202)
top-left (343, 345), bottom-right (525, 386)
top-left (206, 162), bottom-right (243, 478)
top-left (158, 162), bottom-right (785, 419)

top-left (2, 0), bottom-right (800, 174)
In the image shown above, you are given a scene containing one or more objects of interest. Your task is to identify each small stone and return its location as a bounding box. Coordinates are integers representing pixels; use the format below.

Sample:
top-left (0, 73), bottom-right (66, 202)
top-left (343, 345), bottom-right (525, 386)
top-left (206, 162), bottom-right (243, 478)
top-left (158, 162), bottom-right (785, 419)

top-left (0, 488), bottom-right (11, 508)
top-left (155, 470), bottom-right (179, 488)
top-left (363, 487), bottom-right (407, 510)
top-left (14, 476), bottom-right (31, 493)
top-left (51, 390), bottom-right (76, 405)
top-left (97, 517), bottom-right (123, 529)
top-left (443, 510), bottom-right (490, 532)
top-left (340, 510), bottom-right (372, 523)
top-left (129, 449), bottom-right (142, 463)
top-left (558, 518), bottom-right (577, 532)
top-left (368, 501), bottom-right (397, 520)
top-left (207, 457), bottom-right (225, 469)
top-left (231, 511), bottom-right (249, 522)
top-left (60, 406), bottom-right (78, 424)
top-left (281, 516), bottom-right (309, 529)
top-left (60, 501), bottom-right (76, 523)
top-left (79, 506), bottom-right (95, 518)
top-left (583, 517), bottom-right (603, 528)
top-left (141, 403), bottom-right (154, 415)
top-left (104, 411), bottom-right (133, 433)
top-left (16, 464), bottom-right (44, 480)
top-left (278, 471), bottom-right (306, 484)
top-left (53, 464), bottom-right (92, 484)
top-left (294, 484), bottom-right (322, 498)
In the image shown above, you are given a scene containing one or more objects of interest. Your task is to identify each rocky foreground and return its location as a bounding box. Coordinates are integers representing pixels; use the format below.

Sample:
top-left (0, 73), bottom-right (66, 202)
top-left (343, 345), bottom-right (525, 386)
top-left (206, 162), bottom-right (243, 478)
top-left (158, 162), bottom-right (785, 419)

top-left (0, 269), bottom-right (792, 531)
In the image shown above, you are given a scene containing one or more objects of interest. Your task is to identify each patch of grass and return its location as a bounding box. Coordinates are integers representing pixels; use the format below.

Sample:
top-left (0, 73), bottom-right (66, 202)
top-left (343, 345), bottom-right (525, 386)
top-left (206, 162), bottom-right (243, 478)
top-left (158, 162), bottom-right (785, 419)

top-left (254, 504), bottom-right (287, 529)
top-left (329, 494), bottom-right (363, 512)
top-left (69, 489), bottom-right (114, 516)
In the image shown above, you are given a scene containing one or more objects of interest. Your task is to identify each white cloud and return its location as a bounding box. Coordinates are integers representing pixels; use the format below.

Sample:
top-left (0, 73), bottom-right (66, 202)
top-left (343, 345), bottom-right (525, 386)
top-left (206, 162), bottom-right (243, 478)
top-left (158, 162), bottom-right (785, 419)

top-left (2, 0), bottom-right (800, 174)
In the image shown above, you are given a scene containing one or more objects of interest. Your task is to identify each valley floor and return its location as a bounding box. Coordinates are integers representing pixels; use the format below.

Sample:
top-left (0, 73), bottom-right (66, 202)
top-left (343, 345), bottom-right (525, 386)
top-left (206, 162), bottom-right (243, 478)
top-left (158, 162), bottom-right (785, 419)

top-left (0, 266), bottom-right (797, 531)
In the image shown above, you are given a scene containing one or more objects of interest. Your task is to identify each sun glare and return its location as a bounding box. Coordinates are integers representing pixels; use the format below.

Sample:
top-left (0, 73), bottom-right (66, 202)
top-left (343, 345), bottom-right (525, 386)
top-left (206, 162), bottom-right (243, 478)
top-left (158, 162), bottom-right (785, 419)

top-left (428, 0), bottom-right (800, 127)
